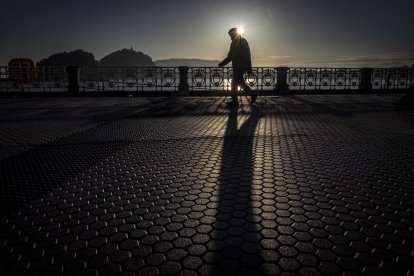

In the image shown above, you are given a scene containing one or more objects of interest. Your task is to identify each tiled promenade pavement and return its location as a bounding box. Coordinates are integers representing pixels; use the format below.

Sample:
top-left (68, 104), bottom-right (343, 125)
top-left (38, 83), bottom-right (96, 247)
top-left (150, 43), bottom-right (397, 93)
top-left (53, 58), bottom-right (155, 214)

top-left (0, 95), bottom-right (413, 275)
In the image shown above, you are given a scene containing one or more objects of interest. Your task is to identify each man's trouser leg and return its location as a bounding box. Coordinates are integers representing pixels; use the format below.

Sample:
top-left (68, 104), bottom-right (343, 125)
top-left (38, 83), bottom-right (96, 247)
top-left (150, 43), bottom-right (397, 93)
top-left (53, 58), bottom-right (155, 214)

top-left (231, 81), bottom-right (239, 102)
top-left (234, 69), bottom-right (256, 99)
top-left (239, 76), bottom-right (257, 98)
top-left (231, 76), bottom-right (239, 102)
top-left (232, 70), bottom-right (245, 102)
top-left (241, 82), bottom-right (253, 93)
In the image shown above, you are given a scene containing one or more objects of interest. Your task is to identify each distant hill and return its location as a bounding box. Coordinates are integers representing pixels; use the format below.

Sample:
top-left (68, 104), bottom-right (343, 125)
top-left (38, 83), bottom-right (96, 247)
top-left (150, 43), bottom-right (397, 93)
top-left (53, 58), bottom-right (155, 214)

top-left (398, 64), bottom-right (414, 68)
top-left (100, 48), bottom-right (156, 67)
top-left (36, 49), bottom-right (223, 68)
top-left (155, 58), bottom-right (221, 67)
top-left (37, 49), bottom-right (98, 67)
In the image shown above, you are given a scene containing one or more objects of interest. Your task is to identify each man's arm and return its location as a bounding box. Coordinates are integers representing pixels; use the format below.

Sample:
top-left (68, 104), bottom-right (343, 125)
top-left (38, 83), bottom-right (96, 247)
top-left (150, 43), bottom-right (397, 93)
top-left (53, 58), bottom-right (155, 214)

top-left (218, 42), bottom-right (235, 67)
top-left (218, 57), bottom-right (231, 67)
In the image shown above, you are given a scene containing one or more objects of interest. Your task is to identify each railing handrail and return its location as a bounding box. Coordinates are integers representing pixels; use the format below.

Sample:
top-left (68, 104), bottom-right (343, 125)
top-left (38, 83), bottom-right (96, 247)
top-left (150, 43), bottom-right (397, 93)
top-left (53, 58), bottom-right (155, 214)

top-left (3, 65), bottom-right (414, 71)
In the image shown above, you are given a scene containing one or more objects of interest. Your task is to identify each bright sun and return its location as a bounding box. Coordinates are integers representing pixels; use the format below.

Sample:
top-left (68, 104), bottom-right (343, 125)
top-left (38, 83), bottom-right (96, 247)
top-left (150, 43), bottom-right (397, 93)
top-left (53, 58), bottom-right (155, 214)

top-left (237, 26), bottom-right (245, 35)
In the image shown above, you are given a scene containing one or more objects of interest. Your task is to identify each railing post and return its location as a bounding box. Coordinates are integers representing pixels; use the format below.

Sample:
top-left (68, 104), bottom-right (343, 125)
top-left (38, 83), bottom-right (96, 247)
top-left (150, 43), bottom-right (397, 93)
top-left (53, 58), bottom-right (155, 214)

top-left (359, 67), bottom-right (373, 91)
top-left (178, 66), bottom-right (189, 93)
top-left (275, 66), bottom-right (289, 92)
top-left (67, 66), bottom-right (81, 94)
top-left (399, 86), bottom-right (414, 109)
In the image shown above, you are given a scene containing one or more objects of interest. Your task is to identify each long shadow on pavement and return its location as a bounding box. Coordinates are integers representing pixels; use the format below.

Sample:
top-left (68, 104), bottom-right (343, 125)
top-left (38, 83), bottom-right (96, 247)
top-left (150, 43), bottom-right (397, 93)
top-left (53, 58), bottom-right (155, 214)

top-left (211, 104), bottom-right (262, 274)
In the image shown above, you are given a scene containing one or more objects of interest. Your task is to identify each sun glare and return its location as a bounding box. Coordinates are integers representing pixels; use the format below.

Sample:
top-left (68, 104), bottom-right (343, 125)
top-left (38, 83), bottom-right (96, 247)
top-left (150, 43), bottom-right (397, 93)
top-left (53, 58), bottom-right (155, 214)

top-left (237, 26), bottom-right (245, 35)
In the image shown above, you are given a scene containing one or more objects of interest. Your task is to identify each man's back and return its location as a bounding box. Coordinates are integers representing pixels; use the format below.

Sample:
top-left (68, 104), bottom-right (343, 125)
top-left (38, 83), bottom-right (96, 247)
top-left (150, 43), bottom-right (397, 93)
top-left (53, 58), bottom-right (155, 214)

top-left (219, 33), bottom-right (252, 73)
top-left (230, 37), bottom-right (252, 71)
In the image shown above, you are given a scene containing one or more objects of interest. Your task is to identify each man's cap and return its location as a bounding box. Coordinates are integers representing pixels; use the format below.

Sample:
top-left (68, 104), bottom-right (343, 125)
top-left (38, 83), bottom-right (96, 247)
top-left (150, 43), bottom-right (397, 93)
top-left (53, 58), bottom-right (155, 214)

top-left (228, 27), bottom-right (238, 34)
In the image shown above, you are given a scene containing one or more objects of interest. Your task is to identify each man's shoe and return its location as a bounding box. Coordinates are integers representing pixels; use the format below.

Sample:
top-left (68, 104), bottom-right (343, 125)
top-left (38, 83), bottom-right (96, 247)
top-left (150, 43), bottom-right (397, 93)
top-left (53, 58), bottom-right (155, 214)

top-left (250, 94), bottom-right (257, 104)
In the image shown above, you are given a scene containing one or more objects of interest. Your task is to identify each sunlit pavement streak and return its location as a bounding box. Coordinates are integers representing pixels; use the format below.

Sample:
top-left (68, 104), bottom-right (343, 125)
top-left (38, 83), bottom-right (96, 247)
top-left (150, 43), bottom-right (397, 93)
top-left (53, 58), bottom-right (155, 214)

top-left (0, 95), bottom-right (413, 275)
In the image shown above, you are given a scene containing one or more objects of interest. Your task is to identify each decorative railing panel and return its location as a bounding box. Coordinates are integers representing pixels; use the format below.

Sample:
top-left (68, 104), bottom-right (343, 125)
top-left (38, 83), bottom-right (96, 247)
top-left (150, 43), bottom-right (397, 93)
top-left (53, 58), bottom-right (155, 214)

top-left (188, 67), bottom-right (277, 91)
top-left (287, 68), bottom-right (361, 90)
top-left (0, 66), bottom-right (67, 92)
top-left (0, 66), bottom-right (412, 93)
top-left (80, 67), bottom-right (179, 92)
top-left (371, 68), bottom-right (413, 89)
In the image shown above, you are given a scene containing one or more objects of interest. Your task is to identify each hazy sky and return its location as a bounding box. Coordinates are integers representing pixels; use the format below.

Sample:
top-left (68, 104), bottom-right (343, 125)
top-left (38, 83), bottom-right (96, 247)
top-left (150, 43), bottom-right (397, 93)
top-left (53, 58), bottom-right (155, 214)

top-left (1, 0), bottom-right (414, 67)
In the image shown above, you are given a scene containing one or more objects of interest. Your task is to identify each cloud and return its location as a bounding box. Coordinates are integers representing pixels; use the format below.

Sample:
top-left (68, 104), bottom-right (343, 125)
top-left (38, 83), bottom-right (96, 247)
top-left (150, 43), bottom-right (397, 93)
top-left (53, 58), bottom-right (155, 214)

top-left (255, 55), bottom-right (291, 61)
top-left (264, 8), bottom-right (274, 20)
top-left (252, 7), bottom-right (274, 21)
top-left (253, 52), bottom-right (414, 67)
top-left (254, 55), bottom-right (295, 67)
top-left (335, 53), bottom-right (414, 63)
top-left (300, 52), bottom-right (414, 67)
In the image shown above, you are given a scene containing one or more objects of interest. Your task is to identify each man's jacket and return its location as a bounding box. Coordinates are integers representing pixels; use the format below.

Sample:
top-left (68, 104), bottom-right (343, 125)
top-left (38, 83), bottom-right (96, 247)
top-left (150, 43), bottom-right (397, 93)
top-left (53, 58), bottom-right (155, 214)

top-left (219, 36), bottom-right (252, 73)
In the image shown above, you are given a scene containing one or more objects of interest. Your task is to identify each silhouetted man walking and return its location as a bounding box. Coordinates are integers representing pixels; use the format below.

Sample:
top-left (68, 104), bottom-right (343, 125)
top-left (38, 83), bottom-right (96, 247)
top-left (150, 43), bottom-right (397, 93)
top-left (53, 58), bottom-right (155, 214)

top-left (219, 27), bottom-right (257, 105)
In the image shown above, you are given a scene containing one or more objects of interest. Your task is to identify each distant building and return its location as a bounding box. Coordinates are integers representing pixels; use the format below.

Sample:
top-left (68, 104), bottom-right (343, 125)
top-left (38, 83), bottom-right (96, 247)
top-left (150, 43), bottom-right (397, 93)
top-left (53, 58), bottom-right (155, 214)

top-left (8, 58), bottom-right (36, 83)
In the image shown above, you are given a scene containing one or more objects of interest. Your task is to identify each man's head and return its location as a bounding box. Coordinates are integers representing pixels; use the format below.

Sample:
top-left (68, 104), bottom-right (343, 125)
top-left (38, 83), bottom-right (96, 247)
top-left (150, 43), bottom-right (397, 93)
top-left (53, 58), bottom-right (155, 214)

top-left (228, 27), bottom-right (240, 40)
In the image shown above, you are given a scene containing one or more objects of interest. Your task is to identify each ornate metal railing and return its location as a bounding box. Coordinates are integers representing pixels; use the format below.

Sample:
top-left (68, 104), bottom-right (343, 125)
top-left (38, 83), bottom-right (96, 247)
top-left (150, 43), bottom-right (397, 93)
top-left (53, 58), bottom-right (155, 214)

top-left (0, 66), bottom-right (412, 93)
top-left (188, 67), bottom-right (277, 91)
top-left (371, 68), bottom-right (413, 89)
top-left (80, 67), bottom-right (179, 92)
top-left (286, 68), bottom-right (413, 90)
top-left (0, 66), bottom-right (67, 92)
top-left (287, 68), bottom-right (360, 90)
top-left (79, 67), bottom-right (277, 92)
